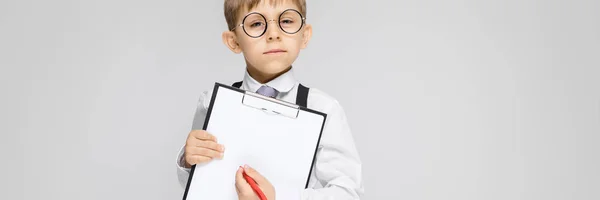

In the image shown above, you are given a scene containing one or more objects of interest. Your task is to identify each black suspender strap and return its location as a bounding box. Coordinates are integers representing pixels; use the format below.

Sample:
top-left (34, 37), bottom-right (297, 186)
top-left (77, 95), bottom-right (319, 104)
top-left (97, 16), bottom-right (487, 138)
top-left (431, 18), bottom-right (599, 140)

top-left (231, 81), bottom-right (309, 108)
top-left (296, 84), bottom-right (309, 108)
top-left (232, 81), bottom-right (243, 89)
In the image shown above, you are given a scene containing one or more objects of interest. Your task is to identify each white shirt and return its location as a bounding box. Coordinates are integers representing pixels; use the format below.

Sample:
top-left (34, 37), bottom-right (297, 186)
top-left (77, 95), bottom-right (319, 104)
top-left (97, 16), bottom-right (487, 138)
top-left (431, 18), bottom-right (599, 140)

top-left (176, 68), bottom-right (364, 199)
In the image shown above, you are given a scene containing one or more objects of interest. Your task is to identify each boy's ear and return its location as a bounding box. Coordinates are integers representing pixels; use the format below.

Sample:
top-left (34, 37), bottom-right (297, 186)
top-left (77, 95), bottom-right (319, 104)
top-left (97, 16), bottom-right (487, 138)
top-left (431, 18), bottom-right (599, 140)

top-left (301, 24), bottom-right (313, 49)
top-left (222, 31), bottom-right (242, 54)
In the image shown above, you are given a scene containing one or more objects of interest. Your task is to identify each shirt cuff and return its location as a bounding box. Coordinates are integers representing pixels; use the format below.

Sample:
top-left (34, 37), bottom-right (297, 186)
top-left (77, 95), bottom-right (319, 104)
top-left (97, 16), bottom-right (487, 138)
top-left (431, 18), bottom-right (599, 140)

top-left (176, 145), bottom-right (191, 173)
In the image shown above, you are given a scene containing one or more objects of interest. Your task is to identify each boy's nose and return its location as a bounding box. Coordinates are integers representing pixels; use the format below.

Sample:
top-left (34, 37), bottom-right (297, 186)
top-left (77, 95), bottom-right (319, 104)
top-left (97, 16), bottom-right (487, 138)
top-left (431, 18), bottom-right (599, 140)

top-left (265, 20), bottom-right (281, 41)
top-left (267, 34), bottom-right (281, 41)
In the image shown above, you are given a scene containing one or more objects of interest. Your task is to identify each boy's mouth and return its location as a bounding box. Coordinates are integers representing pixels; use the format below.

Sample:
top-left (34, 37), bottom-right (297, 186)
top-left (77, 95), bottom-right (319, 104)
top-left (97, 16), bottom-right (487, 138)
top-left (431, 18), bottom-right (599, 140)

top-left (263, 49), bottom-right (287, 54)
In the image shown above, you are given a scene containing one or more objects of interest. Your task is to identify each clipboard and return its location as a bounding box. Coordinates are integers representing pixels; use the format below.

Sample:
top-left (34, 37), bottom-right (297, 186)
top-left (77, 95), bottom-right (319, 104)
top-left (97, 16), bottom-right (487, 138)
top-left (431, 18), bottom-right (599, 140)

top-left (182, 82), bottom-right (327, 200)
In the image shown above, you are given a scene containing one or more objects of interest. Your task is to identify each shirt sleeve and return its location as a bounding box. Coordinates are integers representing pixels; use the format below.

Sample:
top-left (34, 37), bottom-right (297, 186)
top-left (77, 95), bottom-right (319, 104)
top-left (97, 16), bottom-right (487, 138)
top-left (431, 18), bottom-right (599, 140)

top-left (176, 144), bottom-right (191, 188)
top-left (301, 100), bottom-right (364, 200)
top-left (176, 90), bottom-right (211, 188)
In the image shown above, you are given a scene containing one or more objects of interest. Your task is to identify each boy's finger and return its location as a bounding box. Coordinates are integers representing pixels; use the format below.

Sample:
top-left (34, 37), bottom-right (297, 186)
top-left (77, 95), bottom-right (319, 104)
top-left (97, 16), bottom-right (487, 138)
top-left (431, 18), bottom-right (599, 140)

top-left (235, 166), bottom-right (253, 196)
top-left (187, 147), bottom-right (224, 159)
top-left (243, 165), bottom-right (268, 186)
top-left (186, 155), bottom-right (212, 165)
top-left (191, 130), bottom-right (217, 142)
top-left (196, 140), bottom-right (225, 152)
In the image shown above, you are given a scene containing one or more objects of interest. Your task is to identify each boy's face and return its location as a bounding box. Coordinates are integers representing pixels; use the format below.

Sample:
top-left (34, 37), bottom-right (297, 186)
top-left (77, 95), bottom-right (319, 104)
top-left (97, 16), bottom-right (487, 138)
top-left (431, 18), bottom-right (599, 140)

top-left (223, 1), bottom-right (312, 78)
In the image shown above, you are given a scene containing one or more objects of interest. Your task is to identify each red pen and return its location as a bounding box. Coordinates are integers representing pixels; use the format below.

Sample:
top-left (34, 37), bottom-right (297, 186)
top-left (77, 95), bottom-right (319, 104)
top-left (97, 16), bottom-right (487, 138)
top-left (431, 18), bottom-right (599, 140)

top-left (242, 167), bottom-right (268, 200)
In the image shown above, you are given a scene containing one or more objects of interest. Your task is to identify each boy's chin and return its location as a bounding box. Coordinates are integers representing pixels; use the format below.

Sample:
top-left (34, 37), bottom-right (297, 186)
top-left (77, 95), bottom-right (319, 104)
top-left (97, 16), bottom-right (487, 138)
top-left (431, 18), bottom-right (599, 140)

top-left (252, 63), bottom-right (291, 75)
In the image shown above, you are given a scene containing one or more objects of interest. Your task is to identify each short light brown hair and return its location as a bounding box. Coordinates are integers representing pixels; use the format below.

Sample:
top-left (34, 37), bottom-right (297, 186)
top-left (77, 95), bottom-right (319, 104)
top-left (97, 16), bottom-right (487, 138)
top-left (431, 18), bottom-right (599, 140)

top-left (224, 0), bottom-right (307, 31)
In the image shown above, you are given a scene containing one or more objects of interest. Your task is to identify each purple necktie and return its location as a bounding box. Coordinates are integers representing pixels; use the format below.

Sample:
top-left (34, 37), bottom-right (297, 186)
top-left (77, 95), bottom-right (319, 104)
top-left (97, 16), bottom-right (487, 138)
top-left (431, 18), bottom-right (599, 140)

top-left (256, 85), bottom-right (279, 98)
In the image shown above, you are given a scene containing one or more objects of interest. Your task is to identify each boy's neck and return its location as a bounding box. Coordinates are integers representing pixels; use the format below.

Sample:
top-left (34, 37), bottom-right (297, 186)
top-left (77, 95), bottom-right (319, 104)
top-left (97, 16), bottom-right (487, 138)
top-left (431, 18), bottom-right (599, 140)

top-left (247, 65), bottom-right (292, 84)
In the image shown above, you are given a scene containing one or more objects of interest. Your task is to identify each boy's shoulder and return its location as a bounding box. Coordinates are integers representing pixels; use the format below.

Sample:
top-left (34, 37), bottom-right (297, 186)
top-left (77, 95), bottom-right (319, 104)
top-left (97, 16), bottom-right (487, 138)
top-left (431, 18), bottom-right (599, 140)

top-left (306, 86), bottom-right (346, 115)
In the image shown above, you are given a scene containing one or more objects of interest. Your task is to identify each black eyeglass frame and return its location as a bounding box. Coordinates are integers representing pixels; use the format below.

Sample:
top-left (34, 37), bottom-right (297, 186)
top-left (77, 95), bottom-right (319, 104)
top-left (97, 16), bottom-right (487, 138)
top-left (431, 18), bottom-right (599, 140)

top-left (230, 9), bottom-right (306, 38)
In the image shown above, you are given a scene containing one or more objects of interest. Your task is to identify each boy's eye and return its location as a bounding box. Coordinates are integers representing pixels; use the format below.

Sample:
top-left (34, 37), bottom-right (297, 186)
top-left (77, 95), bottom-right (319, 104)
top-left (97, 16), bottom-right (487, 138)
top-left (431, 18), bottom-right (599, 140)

top-left (250, 22), bottom-right (264, 28)
top-left (281, 19), bottom-right (294, 24)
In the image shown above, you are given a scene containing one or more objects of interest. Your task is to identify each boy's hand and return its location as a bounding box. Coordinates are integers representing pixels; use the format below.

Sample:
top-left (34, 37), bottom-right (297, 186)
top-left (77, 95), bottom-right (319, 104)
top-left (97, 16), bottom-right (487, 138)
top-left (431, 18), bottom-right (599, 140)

top-left (235, 165), bottom-right (276, 200)
top-left (183, 130), bottom-right (225, 168)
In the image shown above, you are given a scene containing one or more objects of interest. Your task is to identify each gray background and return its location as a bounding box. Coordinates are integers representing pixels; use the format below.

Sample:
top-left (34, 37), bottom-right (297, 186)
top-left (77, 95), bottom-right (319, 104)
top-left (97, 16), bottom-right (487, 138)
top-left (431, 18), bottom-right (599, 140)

top-left (1, 0), bottom-right (599, 199)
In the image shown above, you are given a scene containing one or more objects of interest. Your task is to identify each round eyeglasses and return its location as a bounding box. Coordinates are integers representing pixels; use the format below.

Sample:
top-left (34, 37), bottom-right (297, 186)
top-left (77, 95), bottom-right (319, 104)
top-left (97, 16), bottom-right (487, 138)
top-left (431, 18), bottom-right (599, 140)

top-left (231, 9), bottom-right (306, 38)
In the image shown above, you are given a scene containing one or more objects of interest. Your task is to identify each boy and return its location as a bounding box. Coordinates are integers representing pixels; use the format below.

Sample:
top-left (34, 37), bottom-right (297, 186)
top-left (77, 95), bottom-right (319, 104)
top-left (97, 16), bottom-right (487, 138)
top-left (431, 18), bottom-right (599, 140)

top-left (176, 0), bottom-right (363, 199)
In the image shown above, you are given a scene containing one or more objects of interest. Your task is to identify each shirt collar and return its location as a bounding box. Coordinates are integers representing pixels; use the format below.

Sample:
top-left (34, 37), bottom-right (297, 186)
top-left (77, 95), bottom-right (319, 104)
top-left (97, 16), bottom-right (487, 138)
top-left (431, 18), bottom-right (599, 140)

top-left (243, 67), bottom-right (297, 94)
